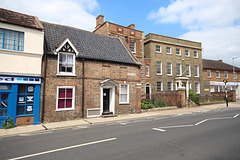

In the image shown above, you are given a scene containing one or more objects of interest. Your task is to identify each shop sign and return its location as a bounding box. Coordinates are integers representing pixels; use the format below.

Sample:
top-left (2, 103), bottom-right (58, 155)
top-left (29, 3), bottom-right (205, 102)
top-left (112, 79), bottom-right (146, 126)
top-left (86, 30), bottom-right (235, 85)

top-left (26, 106), bottom-right (33, 112)
top-left (18, 96), bottom-right (25, 103)
top-left (27, 96), bottom-right (34, 102)
top-left (0, 84), bottom-right (10, 90)
top-left (0, 76), bottom-right (41, 84)
top-left (27, 86), bottom-right (34, 92)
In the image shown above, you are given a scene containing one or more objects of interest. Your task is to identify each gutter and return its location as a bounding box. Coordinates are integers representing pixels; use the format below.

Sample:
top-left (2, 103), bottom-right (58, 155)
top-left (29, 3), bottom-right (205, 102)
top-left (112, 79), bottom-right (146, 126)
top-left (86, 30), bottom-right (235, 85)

top-left (41, 52), bottom-right (47, 123)
top-left (82, 58), bottom-right (85, 118)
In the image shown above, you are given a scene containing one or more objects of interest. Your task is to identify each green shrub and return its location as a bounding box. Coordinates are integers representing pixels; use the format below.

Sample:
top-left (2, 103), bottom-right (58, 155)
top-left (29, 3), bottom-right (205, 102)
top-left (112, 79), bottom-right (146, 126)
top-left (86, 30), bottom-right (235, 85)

top-left (1, 116), bottom-right (15, 129)
top-left (141, 100), bottom-right (153, 109)
top-left (154, 98), bottom-right (166, 108)
top-left (189, 89), bottom-right (200, 105)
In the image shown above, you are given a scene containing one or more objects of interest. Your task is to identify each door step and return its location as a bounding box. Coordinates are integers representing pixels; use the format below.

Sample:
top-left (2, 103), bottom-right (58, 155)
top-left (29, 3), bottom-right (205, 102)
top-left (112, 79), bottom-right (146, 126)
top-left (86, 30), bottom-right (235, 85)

top-left (102, 112), bottom-right (113, 115)
top-left (102, 112), bottom-right (116, 118)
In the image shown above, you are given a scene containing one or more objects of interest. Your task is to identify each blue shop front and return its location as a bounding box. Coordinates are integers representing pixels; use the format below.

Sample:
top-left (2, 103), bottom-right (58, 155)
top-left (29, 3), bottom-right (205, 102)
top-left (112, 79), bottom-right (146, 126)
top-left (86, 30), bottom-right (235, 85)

top-left (0, 75), bottom-right (41, 128)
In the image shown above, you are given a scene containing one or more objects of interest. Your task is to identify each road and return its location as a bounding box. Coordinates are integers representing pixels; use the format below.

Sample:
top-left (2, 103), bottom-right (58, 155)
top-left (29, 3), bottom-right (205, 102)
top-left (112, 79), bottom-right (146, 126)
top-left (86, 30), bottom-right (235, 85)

top-left (1, 108), bottom-right (240, 160)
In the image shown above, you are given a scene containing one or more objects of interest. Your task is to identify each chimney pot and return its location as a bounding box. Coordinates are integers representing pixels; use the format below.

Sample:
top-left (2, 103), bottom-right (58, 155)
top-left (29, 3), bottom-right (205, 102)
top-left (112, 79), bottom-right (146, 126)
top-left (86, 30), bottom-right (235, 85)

top-left (128, 24), bottom-right (135, 29)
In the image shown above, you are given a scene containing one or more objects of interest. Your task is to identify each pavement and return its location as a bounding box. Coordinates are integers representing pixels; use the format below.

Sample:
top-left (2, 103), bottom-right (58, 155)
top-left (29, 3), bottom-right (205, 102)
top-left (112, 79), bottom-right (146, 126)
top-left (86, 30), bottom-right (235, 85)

top-left (1, 101), bottom-right (240, 138)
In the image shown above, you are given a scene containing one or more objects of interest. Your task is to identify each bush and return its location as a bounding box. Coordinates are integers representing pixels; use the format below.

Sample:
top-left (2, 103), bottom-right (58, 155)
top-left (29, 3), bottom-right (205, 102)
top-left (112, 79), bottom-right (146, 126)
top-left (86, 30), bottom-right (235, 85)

top-left (141, 100), bottom-right (153, 109)
top-left (189, 89), bottom-right (200, 105)
top-left (1, 116), bottom-right (15, 129)
top-left (154, 98), bottom-right (166, 108)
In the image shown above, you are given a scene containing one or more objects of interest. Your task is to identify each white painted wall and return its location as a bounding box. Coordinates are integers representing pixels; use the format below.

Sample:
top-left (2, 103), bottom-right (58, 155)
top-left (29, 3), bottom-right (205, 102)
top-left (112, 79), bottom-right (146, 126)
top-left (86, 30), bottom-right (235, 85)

top-left (0, 22), bottom-right (44, 76)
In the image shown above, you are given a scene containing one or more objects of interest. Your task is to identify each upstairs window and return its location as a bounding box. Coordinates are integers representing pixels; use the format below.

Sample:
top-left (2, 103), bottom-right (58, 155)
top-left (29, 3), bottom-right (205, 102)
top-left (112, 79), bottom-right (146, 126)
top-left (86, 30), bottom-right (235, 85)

top-left (185, 50), bottom-right (190, 57)
top-left (177, 63), bottom-right (182, 76)
top-left (224, 71), bottom-right (228, 79)
top-left (167, 62), bottom-right (172, 76)
top-left (194, 65), bottom-right (199, 77)
top-left (166, 47), bottom-right (171, 54)
top-left (156, 61), bottom-right (162, 75)
top-left (194, 51), bottom-right (198, 58)
top-left (146, 65), bottom-right (150, 77)
top-left (58, 53), bottom-right (75, 75)
top-left (156, 45), bottom-right (161, 53)
top-left (186, 64), bottom-right (191, 77)
top-left (130, 41), bottom-right (136, 53)
top-left (0, 28), bottom-right (24, 51)
top-left (207, 70), bottom-right (211, 78)
top-left (216, 71), bottom-right (220, 78)
top-left (176, 48), bottom-right (181, 55)
top-left (233, 72), bottom-right (237, 79)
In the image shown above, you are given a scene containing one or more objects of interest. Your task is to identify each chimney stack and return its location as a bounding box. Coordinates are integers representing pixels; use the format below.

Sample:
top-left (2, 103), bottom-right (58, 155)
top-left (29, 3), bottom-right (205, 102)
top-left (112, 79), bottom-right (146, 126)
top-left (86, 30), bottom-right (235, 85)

top-left (219, 60), bottom-right (223, 63)
top-left (128, 24), bottom-right (135, 29)
top-left (96, 15), bottom-right (104, 29)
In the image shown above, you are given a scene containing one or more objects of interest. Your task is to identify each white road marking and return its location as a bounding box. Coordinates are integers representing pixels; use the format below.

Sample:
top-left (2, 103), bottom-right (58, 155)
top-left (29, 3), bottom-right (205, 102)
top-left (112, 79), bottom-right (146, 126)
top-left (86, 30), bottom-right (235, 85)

top-left (195, 119), bottom-right (208, 126)
top-left (234, 114), bottom-right (239, 118)
top-left (152, 128), bottom-right (166, 132)
top-left (119, 123), bottom-right (127, 125)
top-left (19, 132), bottom-right (52, 136)
top-left (8, 137), bottom-right (117, 160)
top-left (72, 126), bottom-right (88, 130)
top-left (160, 124), bottom-right (194, 129)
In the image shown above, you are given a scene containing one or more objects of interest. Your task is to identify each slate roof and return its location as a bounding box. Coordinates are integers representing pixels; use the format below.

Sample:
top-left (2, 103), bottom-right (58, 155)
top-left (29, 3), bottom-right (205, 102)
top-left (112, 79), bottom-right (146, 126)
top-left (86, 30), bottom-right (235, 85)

top-left (0, 8), bottom-right (44, 30)
top-left (202, 59), bottom-right (240, 71)
top-left (42, 22), bottom-right (139, 65)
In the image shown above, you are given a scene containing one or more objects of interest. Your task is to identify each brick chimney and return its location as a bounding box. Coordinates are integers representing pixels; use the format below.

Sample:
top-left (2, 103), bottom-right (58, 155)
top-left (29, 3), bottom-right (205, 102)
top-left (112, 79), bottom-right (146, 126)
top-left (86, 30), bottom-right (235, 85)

top-left (128, 24), bottom-right (135, 29)
top-left (96, 15), bottom-right (104, 29)
top-left (219, 60), bottom-right (223, 63)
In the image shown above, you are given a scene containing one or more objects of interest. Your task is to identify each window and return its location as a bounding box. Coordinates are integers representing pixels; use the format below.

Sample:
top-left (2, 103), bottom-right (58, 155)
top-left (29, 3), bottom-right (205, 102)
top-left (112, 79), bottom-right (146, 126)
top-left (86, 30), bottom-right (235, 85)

top-left (194, 66), bottom-right (199, 77)
top-left (186, 64), bottom-right (191, 77)
top-left (130, 41), bottom-right (136, 53)
top-left (207, 70), bottom-right (211, 78)
top-left (166, 47), bottom-right (171, 54)
top-left (195, 83), bottom-right (200, 94)
top-left (167, 62), bottom-right (172, 75)
top-left (156, 61), bottom-right (162, 75)
top-left (146, 65), bottom-right (150, 76)
top-left (194, 51), bottom-right (198, 58)
top-left (119, 84), bottom-right (129, 104)
top-left (177, 63), bottom-right (182, 76)
top-left (233, 72), bottom-right (237, 79)
top-left (58, 53), bottom-right (75, 75)
top-left (56, 86), bottom-right (75, 111)
top-left (185, 50), bottom-right (190, 57)
top-left (224, 71), bottom-right (228, 79)
top-left (188, 82), bottom-right (192, 89)
top-left (157, 82), bottom-right (162, 91)
top-left (176, 48), bottom-right (181, 55)
top-left (17, 85), bottom-right (35, 115)
top-left (156, 45), bottom-right (161, 53)
top-left (216, 71), bottom-right (220, 78)
top-left (167, 82), bottom-right (173, 91)
top-left (0, 28), bottom-right (24, 51)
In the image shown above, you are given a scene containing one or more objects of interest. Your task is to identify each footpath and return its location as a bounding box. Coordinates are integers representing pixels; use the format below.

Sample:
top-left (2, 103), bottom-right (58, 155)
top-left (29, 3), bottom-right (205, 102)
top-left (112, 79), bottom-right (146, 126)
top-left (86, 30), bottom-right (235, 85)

top-left (1, 101), bottom-right (240, 138)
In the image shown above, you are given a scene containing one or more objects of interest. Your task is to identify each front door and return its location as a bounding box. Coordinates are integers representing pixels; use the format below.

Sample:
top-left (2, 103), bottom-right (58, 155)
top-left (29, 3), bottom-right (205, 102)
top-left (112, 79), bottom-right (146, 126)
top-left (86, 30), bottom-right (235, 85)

top-left (0, 93), bottom-right (9, 126)
top-left (103, 89), bottom-right (110, 112)
top-left (146, 85), bottom-right (150, 99)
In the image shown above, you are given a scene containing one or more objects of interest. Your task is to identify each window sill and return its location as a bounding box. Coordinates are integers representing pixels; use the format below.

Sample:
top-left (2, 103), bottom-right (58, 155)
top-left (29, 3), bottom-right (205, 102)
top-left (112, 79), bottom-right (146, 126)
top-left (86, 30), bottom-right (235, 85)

top-left (157, 74), bottom-right (162, 76)
top-left (155, 52), bottom-right (162, 54)
top-left (119, 103), bottom-right (130, 105)
top-left (56, 108), bottom-right (75, 111)
top-left (56, 74), bottom-right (76, 77)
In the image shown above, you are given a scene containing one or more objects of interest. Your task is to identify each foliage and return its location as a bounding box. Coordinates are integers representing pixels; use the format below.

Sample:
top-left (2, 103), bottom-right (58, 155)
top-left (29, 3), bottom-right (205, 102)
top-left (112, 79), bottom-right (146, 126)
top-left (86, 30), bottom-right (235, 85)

top-left (189, 89), bottom-right (200, 105)
top-left (1, 116), bottom-right (15, 129)
top-left (141, 100), bottom-right (153, 109)
top-left (154, 98), bottom-right (166, 108)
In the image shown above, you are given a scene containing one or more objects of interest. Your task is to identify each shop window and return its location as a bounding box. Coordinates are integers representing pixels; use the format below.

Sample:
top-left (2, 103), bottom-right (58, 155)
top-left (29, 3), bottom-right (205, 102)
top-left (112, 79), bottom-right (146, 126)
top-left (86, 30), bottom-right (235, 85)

top-left (119, 84), bottom-right (129, 104)
top-left (0, 28), bottom-right (24, 51)
top-left (17, 85), bottom-right (34, 115)
top-left (56, 86), bottom-right (75, 111)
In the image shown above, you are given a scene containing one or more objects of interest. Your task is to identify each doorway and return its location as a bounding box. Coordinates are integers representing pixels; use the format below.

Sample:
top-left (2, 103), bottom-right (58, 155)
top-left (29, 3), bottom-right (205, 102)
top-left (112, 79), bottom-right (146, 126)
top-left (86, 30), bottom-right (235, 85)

top-left (146, 84), bottom-right (150, 99)
top-left (103, 89), bottom-right (110, 112)
top-left (0, 93), bottom-right (9, 125)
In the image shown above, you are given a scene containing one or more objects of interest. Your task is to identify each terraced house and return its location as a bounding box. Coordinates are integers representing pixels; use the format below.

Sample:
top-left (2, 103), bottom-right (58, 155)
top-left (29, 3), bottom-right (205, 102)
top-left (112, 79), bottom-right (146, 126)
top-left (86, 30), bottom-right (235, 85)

top-left (41, 22), bottom-right (141, 122)
top-left (0, 8), bottom-right (44, 127)
top-left (144, 33), bottom-right (203, 99)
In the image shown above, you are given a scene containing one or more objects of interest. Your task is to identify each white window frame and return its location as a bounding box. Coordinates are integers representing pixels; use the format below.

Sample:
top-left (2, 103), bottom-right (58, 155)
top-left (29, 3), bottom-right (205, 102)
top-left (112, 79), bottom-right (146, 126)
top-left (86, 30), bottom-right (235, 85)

top-left (119, 84), bottom-right (129, 104)
top-left (233, 72), bottom-right (237, 80)
top-left (186, 64), bottom-right (191, 77)
top-left (216, 71), bottom-right (220, 78)
top-left (195, 83), bottom-right (200, 94)
top-left (194, 65), bottom-right (199, 77)
top-left (156, 61), bottom-right (162, 75)
top-left (146, 65), bottom-right (150, 77)
top-left (207, 70), bottom-right (211, 78)
top-left (177, 63), bottom-right (182, 76)
top-left (156, 45), bottom-right (161, 53)
top-left (167, 62), bottom-right (172, 76)
top-left (157, 81), bottom-right (163, 91)
top-left (166, 47), bottom-right (172, 54)
top-left (224, 71), bottom-right (228, 79)
top-left (185, 50), bottom-right (190, 57)
top-left (194, 51), bottom-right (198, 58)
top-left (188, 82), bottom-right (192, 90)
top-left (176, 48), bottom-right (181, 56)
top-left (57, 52), bottom-right (76, 76)
top-left (167, 82), bottom-right (173, 91)
top-left (130, 41), bottom-right (136, 53)
top-left (56, 86), bottom-right (75, 111)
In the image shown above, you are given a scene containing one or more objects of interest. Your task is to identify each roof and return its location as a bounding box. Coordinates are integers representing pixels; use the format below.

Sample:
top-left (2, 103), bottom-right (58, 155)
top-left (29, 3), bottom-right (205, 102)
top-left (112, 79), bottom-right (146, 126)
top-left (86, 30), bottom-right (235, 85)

top-left (42, 21), bottom-right (139, 65)
top-left (202, 59), bottom-right (240, 71)
top-left (0, 8), bottom-right (44, 30)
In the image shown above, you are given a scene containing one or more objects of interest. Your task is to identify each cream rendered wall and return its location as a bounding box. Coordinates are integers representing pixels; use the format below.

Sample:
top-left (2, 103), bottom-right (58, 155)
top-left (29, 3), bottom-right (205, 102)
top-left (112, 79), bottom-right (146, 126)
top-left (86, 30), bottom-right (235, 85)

top-left (0, 22), bottom-right (44, 76)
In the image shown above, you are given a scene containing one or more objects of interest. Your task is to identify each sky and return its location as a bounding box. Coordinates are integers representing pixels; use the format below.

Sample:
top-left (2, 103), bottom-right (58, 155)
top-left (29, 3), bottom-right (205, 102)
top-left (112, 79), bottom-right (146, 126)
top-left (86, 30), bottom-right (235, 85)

top-left (1, 0), bottom-right (240, 67)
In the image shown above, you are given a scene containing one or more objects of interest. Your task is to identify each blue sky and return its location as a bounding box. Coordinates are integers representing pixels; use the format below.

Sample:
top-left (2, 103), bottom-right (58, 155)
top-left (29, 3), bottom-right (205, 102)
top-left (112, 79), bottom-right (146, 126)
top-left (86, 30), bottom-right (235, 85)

top-left (1, 0), bottom-right (240, 67)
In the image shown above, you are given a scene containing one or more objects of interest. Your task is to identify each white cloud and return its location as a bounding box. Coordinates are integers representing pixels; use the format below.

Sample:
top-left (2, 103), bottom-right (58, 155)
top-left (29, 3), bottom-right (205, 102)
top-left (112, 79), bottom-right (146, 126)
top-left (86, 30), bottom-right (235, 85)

top-left (1, 0), bottom-right (99, 31)
top-left (148, 0), bottom-right (240, 67)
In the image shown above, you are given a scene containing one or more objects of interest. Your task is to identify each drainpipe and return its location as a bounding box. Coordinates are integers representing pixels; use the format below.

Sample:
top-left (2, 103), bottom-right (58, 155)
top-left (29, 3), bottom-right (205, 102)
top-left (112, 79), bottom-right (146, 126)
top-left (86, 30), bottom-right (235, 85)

top-left (82, 58), bottom-right (85, 118)
top-left (41, 52), bottom-right (47, 123)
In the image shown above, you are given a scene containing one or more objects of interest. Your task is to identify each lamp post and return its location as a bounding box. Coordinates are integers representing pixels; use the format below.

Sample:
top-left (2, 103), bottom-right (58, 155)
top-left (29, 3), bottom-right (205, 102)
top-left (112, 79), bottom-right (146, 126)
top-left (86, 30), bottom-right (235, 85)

top-left (232, 57), bottom-right (238, 102)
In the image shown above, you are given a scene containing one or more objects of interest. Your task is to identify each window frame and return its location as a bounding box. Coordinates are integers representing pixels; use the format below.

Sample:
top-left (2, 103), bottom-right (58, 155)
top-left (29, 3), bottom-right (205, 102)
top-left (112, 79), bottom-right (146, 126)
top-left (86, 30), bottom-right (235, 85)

top-left (167, 82), bottom-right (173, 91)
top-left (146, 64), bottom-right (150, 77)
top-left (185, 50), bottom-right (190, 57)
top-left (195, 83), bottom-right (200, 94)
top-left (157, 81), bottom-right (162, 91)
top-left (176, 48), bottom-right (181, 56)
top-left (216, 71), bottom-right (220, 78)
top-left (156, 61), bottom-right (162, 75)
top-left (194, 51), bottom-right (198, 58)
top-left (207, 70), bottom-right (211, 78)
top-left (194, 65), bottom-right (199, 77)
top-left (57, 52), bottom-right (76, 76)
top-left (129, 40), bottom-right (136, 53)
top-left (156, 45), bottom-right (161, 53)
top-left (233, 72), bottom-right (237, 80)
top-left (167, 62), bottom-right (172, 76)
top-left (119, 84), bottom-right (129, 104)
top-left (177, 63), bottom-right (182, 76)
top-left (224, 71), bottom-right (228, 79)
top-left (166, 47), bottom-right (172, 54)
top-left (186, 64), bottom-right (191, 77)
top-left (56, 86), bottom-right (75, 111)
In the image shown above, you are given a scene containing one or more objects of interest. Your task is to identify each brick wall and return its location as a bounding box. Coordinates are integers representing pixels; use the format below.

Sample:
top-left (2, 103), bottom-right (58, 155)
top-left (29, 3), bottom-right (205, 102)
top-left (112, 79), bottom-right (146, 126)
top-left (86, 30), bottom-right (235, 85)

top-left (16, 116), bottom-right (34, 126)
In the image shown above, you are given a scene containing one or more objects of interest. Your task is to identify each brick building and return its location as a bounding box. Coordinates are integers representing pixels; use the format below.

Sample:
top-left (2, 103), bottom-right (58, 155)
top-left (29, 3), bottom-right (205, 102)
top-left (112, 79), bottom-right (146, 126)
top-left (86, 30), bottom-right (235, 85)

top-left (0, 8), bottom-right (44, 127)
top-left (144, 33), bottom-right (203, 98)
top-left (202, 59), bottom-right (240, 99)
top-left (41, 22), bottom-right (141, 122)
top-left (93, 15), bottom-right (147, 98)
